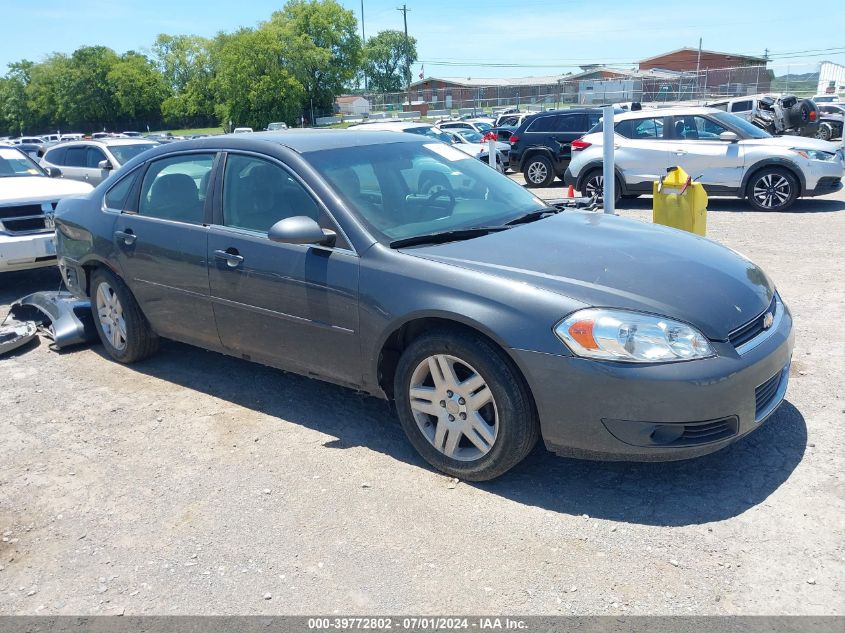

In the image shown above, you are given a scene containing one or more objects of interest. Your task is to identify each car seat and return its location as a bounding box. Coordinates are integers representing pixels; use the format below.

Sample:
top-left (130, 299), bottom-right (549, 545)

top-left (147, 173), bottom-right (201, 222)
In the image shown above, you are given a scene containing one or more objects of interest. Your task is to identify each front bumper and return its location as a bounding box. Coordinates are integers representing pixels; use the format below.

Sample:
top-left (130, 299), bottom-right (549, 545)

top-left (513, 303), bottom-right (794, 461)
top-left (0, 232), bottom-right (57, 272)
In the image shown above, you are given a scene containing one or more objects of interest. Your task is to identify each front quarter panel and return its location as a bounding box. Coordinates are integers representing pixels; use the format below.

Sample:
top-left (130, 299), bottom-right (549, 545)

top-left (358, 244), bottom-right (586, 393)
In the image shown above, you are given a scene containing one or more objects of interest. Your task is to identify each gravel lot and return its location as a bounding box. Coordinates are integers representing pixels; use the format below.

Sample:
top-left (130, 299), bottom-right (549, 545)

top-left (1, 182), bottom-right (843, 616)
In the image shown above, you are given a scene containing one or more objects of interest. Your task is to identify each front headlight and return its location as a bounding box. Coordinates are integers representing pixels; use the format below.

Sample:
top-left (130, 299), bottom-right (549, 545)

top-left (555, 309), bottom-right (715, 363)
top-left (790, 148), bottom-right (837, 161)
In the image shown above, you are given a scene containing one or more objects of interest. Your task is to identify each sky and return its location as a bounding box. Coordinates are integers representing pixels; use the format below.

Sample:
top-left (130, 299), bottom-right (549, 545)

top-left (1, 0), bottom-right (843, 79)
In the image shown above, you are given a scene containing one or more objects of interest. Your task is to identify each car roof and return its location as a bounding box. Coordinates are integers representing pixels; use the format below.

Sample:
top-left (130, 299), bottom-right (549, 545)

top-left (348, 121), bottom-right (430, 131)
top-left (54, 138), bottom-right (159, 148)
top-left (130, 129), bottom-right (430, 158)
top-left (613, 105), bottom-right (722, 120)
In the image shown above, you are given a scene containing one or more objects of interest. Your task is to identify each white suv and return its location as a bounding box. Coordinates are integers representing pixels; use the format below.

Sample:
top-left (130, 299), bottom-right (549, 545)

top-left (565, 106), bottom-right (844, 211)
top-left (1, 147), bottom-right (92, 272)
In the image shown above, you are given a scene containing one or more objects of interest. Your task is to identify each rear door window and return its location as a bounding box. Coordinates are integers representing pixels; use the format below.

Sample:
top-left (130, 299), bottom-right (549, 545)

top-left (730, 100), bottom-right (753, 113)
top-left (44, 146), bottom-right (67, 165)
top-left (526, 116), bottom-right (558, 132)
top-left (616, 117), bottom-right (665, 139)
top-left (556, 114), bottom-right (587, 133)
top-left (64, 147), bottom-right (87, 167)
top-left (138, 154), bottom-right (215, 224)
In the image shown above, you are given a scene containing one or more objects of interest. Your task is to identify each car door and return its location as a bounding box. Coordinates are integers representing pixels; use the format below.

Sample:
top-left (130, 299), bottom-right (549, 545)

top-left (206, 152), bottom-right (360, 385)
top-left (61, 145), bottom-right (89, 182)
top-left (612, 116), bottom-right (672, 189)
top-left (549, 112), bottom-right (589, 164)
top-left (111, 151), bottom-right (220, 348)
top-left (668, 114), bottom-right (745, 189)
top-left (85, 146), bottom-right (111, 185)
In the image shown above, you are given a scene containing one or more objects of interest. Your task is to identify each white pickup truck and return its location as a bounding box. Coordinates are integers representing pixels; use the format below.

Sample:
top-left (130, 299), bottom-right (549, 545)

top-left (0, 147), bottom-right (93, 273)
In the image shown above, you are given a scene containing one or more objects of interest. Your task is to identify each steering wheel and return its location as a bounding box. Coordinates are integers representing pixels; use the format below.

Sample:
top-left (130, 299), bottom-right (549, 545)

top-left (426, 189), bottom-right (456, 215)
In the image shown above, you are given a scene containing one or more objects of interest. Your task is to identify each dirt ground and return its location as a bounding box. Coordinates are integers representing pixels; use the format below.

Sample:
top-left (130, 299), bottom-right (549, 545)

top-left (1, 184), bottom-right (843, 615)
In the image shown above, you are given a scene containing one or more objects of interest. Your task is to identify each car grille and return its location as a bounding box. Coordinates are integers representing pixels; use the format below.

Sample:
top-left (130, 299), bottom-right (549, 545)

top-left (675, 417), bottom-right (739, 445)
top-left (755, 370), bottom-right (784, 419)
top-left (729, 295), bottom-right (777, 349)
top-left (0, 202), bottom-right (56, 234)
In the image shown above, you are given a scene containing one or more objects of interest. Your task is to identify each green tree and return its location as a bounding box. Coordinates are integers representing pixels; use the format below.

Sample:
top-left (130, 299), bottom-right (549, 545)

top-left (270, 0), bottom-right (362, 117)
top-left (108, 52), bottom-right (170, 128)
top-left (0, 61), bottom-right (34, 135)
top-left (364, 30), bottom-right (417, 94)
top-left (153, 34), bottom-right (216, 126)
top-left (211, 27), bottom-right (305, 129)
top-left (62, 46), bottom-right (121, 130)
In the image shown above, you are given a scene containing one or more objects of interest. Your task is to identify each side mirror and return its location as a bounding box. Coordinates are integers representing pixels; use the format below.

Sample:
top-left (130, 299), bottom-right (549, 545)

top-left (44, 166), bottom-right (62, 178)
top-left (98, 159), bottom-right (113, 170)
top-left (719, 131), bottom-right (739, 142)
top-left (268, 216), bottom-right (336, 248)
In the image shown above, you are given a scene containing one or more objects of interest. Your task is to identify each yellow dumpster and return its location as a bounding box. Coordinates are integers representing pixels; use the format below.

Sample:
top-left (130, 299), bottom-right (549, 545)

top-left (652, 166), bottom-right (707, 236)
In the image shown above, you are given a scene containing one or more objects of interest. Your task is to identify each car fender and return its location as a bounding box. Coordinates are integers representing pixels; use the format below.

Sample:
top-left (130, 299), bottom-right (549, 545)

top-left (520, 146), bottom-right (557, 168)
top-left (574, 159), bottom-right (632, 195)
top-left (740, 157), bottom-right (807, 195)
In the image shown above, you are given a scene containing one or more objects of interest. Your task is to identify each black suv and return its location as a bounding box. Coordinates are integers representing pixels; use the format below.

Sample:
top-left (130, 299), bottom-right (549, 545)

top-left (509, 108), bottom-right (603, 187)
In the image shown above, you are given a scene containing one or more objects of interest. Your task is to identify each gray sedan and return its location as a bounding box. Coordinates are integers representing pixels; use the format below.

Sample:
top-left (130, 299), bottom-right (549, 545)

top-left (54, 131), bottom-right (793, 480)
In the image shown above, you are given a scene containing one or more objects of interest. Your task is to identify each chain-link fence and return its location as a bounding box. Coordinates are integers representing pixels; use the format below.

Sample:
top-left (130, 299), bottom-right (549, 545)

top-left (347, 65), bottom-right (821, 118)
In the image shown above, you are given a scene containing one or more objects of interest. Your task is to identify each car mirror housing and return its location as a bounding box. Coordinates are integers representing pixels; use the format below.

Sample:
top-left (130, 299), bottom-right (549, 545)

top-left (719, 131), bottom-right (739, 142)
top-left (268, 216), bottom-right (336, 247)
top-left (98, 159), bottom-right (114, 170)
top-left (44, 166), bottom-right (62, 178)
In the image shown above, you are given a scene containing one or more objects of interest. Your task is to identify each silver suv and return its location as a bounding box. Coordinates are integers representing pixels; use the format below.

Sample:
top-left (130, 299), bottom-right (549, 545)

top-left (565, 106), bottom-right (844, 211)
top-left (40, 139), bottom-right (158, 186)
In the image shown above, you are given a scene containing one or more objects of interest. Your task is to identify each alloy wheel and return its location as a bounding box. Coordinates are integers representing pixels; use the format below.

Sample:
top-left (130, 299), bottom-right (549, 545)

top-left (408, 354), bottom-right (499, 462)
top-left (526, 161), bottom-right (548, 185)
top-left (752, 173), bottom-right (791, 209)
top-left (96, 282), bottom-right (127, 351)
top-left (584, 174), bottom-right (604, 201)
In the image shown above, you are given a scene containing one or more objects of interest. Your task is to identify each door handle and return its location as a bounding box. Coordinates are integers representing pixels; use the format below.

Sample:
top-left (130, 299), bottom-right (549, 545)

top-left (214, 249), bottom-right (244, 268)
top-left (114, 229), bottom-right (136, 245)
top-left (675, 150), bottom-right (688, 155)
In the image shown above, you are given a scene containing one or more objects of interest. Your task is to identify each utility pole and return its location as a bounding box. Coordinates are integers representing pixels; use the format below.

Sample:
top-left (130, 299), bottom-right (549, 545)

top-left (695, 37), bottom-right (702, 100)
top-left (361, 0), bottom-right (367, 92)
top-left (397, 4), bottom-right (411, 109)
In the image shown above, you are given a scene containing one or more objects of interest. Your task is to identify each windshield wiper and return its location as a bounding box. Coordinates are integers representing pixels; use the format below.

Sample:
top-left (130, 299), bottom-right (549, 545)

top-left (504, 206), bottom-right (560, 226)
top-left (390, 226), bottom-right (510, 248)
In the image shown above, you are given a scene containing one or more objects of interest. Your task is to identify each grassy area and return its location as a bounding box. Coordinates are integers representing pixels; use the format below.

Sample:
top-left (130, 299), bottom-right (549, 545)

top-left (151, 126), bottom-right (226, 136)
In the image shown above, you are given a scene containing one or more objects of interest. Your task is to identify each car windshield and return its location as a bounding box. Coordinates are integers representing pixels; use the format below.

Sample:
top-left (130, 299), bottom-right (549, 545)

top-left (108, 143), bottom-right (158, 164)
top-left (306, 141), bottom-right (547, 244)
top-left (473, 122), bottom-right (492, 132)
top-left (457, 130), bottom-right (483, 143)
top-left (710, 111), bottom-right (771, 139)
top-left (0, 147), bottom-right (44, 178)
top-left (404, 126), bottom-right (454, 143)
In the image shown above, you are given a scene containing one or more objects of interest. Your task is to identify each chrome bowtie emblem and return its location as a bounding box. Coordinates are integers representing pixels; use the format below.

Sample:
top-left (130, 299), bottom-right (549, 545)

top-left (762, 312), bottom-right (774, 329)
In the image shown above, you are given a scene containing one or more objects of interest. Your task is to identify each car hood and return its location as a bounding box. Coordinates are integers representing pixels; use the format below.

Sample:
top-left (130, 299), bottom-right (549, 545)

top-left (403, 212), bottom-right (774, 340)
top-left (0, 176), bottom-right (93, 204)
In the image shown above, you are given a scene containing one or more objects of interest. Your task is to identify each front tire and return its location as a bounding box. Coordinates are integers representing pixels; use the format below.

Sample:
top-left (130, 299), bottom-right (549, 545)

top-left (816, 122), bottom-right (833, 141)
top-left (90, 268), bottom-right (159, 363)
top-left (394, 330), bottom-right (539, 481)
top-left (581, 168), bottom-right (621, 203)
top-left (522, 155), bottom-right (555, 187)
top-left (746, 167), bottom-right (799, 212)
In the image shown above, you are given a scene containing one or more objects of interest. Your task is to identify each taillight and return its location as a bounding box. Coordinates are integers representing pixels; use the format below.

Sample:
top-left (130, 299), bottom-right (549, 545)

top-left (509, 134), bottom-right (519, 144)
top-left (809, 110), bottom-right (817, 121)
top-left (571, 139), bottom-right (591, 151)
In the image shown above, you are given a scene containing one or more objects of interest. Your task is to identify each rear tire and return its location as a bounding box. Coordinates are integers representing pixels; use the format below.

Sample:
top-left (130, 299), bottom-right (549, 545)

top-left (90, 268), bottom-right (159, 363)
top-left (746, 167), bottom-right (799, 212)
top-left (393, 329), bottom-right (539, 481)
top-left (522, 155), bottom-right (555, 187)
